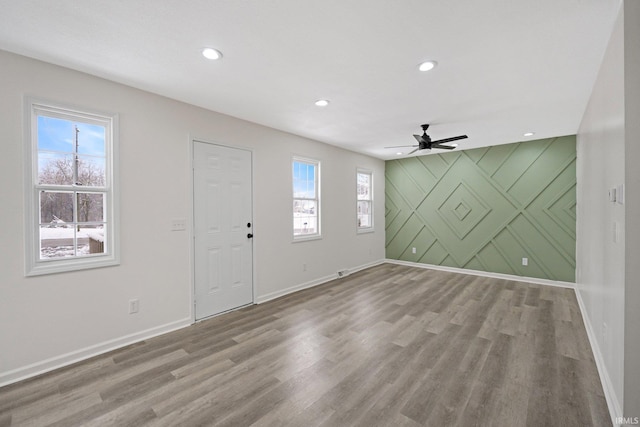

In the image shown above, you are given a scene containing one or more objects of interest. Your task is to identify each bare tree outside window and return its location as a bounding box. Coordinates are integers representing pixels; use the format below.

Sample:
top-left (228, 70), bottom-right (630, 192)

top-left (357, 170), bottom-right (373, 231)
top-left (25, 98), bottom-right (118, 276)
top-left (293, 158), bottom-right (320, 238)
top-left (35, 116), bottom-right (107, 259)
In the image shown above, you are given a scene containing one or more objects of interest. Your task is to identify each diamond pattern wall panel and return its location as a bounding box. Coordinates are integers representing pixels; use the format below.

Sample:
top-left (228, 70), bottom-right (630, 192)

top-left (385, 136), bottom-right (576, 282)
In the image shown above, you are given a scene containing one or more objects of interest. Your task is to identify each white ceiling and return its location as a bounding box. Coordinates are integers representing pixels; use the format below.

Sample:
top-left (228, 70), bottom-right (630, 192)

top-left (0, 0), bottom-right (620, 160)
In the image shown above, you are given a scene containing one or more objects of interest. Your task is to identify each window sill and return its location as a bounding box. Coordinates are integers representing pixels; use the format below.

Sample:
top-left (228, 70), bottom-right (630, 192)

top-left (292, 234), bottom-right (322, 243)
top-left (26, 255), bottom-right (119, 277)
top-left (357, 228), bottom-right (375, 234)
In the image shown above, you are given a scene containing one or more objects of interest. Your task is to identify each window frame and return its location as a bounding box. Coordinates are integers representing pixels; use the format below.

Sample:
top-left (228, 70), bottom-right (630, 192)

top-left (292, 156), bottom-right (321, 241)
top-left (24, 97), bottom-right (120, 276)
top-left (356, 168), bottom-right (374, 233)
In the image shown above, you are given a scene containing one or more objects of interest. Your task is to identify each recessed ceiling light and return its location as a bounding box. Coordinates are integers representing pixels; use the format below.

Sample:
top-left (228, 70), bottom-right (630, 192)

top-left (523, 132), bottom-right (535, 137)
top-left (396, 152), bottom-right (403, 155)
top-left (418, 60), bottom-right (438, 72)
top-left (202, 48), bottom-right (222, 60)
top-left (450, 144), bottom-right (458, 148)
top-left (314, 99), bottom-right (330, 107)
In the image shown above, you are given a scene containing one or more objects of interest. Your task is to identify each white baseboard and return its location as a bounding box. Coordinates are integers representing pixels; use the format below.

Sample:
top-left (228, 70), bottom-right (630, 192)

top-left (574, 287), bottom-right (622, 427)
top-left (385, 259), bottom-right (575, 289)
top-left (1, 259), bottom-right (389, 387)
top-left (255, 259), bottom-right (386, 304)
top-left (0, 259), bottom-right (579, 390)
top-left (0, 317), bottom-right (192, 388)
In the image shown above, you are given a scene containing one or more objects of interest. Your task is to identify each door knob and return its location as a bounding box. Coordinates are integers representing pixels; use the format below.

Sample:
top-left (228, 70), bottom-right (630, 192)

top-left (247, 233), bottom-right (253, 238)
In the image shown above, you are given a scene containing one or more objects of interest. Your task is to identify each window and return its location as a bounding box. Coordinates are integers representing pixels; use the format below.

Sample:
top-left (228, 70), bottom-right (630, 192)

top-left (357, 169), bottom-right (373, 232)
top-left (24, 98), bottom-right (119, 275)
top-left (292, 157), bottom-right (320, 239)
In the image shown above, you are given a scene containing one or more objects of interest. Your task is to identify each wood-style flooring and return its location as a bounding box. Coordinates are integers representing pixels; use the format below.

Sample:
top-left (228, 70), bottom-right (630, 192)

top-left (0, 264), bottom-right (611, 426)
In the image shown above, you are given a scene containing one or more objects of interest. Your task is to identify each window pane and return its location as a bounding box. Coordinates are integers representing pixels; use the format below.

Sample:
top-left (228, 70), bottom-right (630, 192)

top-left (358, 200), bottom-right (372, 228)
top-left (77, 193), bottom-right (105, 222)
top-left (307, 165), bottom-right (315, 197)
top-left (293, 162), bottom-right (300, 196)
top-left (357, 172), bottom-right (371, 200)
top-left (38, 152), bottom-right (74, 185)
top-left (39, 224), bottom-right (107, 259)
top-left (77, 156), bottom-right (106, 186)
top-left (76, 123), bottom-right (106, 156)
top-left (37, 116), bottom-right (75, 152)
top-left (38, 225), bottom-right (107, 259)
top-left (293, 161), bottom-right (316, 199)
top-left (81, 224), bottom-right (106, 256)
top-left (38, 115), bottom-right (105, 156)
top-left (357, 200), bottom-right (371, 215)
top-left (293, 199), bottom-right (317, 235)
top-left (37, 115), bottom-right (106, 187)
top-left (40, 225), bottom-right (75, 259)
top-left (40, 191), bottom-right (73, 224)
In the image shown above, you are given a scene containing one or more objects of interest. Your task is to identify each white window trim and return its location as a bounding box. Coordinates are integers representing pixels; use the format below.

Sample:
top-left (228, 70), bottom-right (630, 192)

top-left (292, 156), bottom-right (321, 242)
top-left (356, 168), bottom-right (374, 234)
top-left (24, 97), bottom-right (120, 276)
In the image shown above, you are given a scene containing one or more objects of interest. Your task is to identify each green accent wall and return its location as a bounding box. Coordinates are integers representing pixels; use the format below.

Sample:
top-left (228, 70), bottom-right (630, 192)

top-left (385, 136), bottom-right (576, 282)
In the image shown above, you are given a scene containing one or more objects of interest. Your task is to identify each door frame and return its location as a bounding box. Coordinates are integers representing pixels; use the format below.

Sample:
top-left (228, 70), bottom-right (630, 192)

top-left (189, 137), bottom-right (256, 322)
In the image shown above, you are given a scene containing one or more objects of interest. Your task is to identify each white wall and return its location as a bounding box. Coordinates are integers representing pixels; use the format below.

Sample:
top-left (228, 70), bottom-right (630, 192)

top-left (623, 0), bottom-right (640, 419)
top-left (0, 50), bottom-right (386, 385)
top-left (576, 3), bottom-right (625, 417)
top-left (577, 0), bottom-right (640, 422)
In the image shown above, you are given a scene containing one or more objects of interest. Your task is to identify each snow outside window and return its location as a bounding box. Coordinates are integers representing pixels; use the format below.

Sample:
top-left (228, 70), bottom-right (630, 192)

top-left (292, 157), bottom-right (320, 240)
top-left (24, 98), bottom-right (119, 275)
top-left (357, 169), bottom-right (373, 232)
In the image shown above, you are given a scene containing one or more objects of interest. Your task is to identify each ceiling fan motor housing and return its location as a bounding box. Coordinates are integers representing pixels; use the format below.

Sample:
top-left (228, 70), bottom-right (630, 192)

top-left (420, 132), bottom-right (432, 150)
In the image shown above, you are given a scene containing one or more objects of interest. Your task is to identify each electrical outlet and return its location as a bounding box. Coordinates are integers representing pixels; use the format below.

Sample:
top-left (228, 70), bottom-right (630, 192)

top-left (337, 269), bottom-right (349, 278)
top-left (412, 247), bottom-right (416, 254)
top-left (522, 257), bottom-right (528, 266)
top-left (129, 299), bottom-right (139, 314)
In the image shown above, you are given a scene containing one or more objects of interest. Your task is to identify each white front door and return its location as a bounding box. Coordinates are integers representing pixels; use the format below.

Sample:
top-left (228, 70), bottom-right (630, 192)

top-left (193, 141), bottom-right (253, 320)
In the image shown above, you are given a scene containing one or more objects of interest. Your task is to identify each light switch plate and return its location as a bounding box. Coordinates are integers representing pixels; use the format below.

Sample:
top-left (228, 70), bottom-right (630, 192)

top-left (171, 218), bottom-right (186, 231)
top-left (617, 184), bottom-right (624, 205)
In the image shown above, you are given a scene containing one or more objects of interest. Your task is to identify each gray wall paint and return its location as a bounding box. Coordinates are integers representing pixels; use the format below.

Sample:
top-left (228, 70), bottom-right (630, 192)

top-left (0, 50), bottom-right (385, 384)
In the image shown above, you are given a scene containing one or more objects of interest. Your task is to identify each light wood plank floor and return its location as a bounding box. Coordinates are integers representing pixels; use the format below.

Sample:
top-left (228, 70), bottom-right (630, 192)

top-left (0, 264), bottom-right (610, 426)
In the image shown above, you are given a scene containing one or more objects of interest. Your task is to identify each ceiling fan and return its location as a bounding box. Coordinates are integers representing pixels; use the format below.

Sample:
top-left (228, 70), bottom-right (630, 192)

top-left (387, 124), bottom-right (468, 154)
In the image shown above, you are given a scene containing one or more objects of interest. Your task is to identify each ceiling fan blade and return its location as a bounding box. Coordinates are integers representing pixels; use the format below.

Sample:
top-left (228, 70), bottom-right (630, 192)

top-left (432, 144), bottom-right (456, 150)
top-left (384, 144), bottom-right (418, 148)
top-left (413, 134), bottom-right (425, 144)
top-left (432, 135), bottom-right (468, 145)
top-left (408, 147), bottom-right (420, 155)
